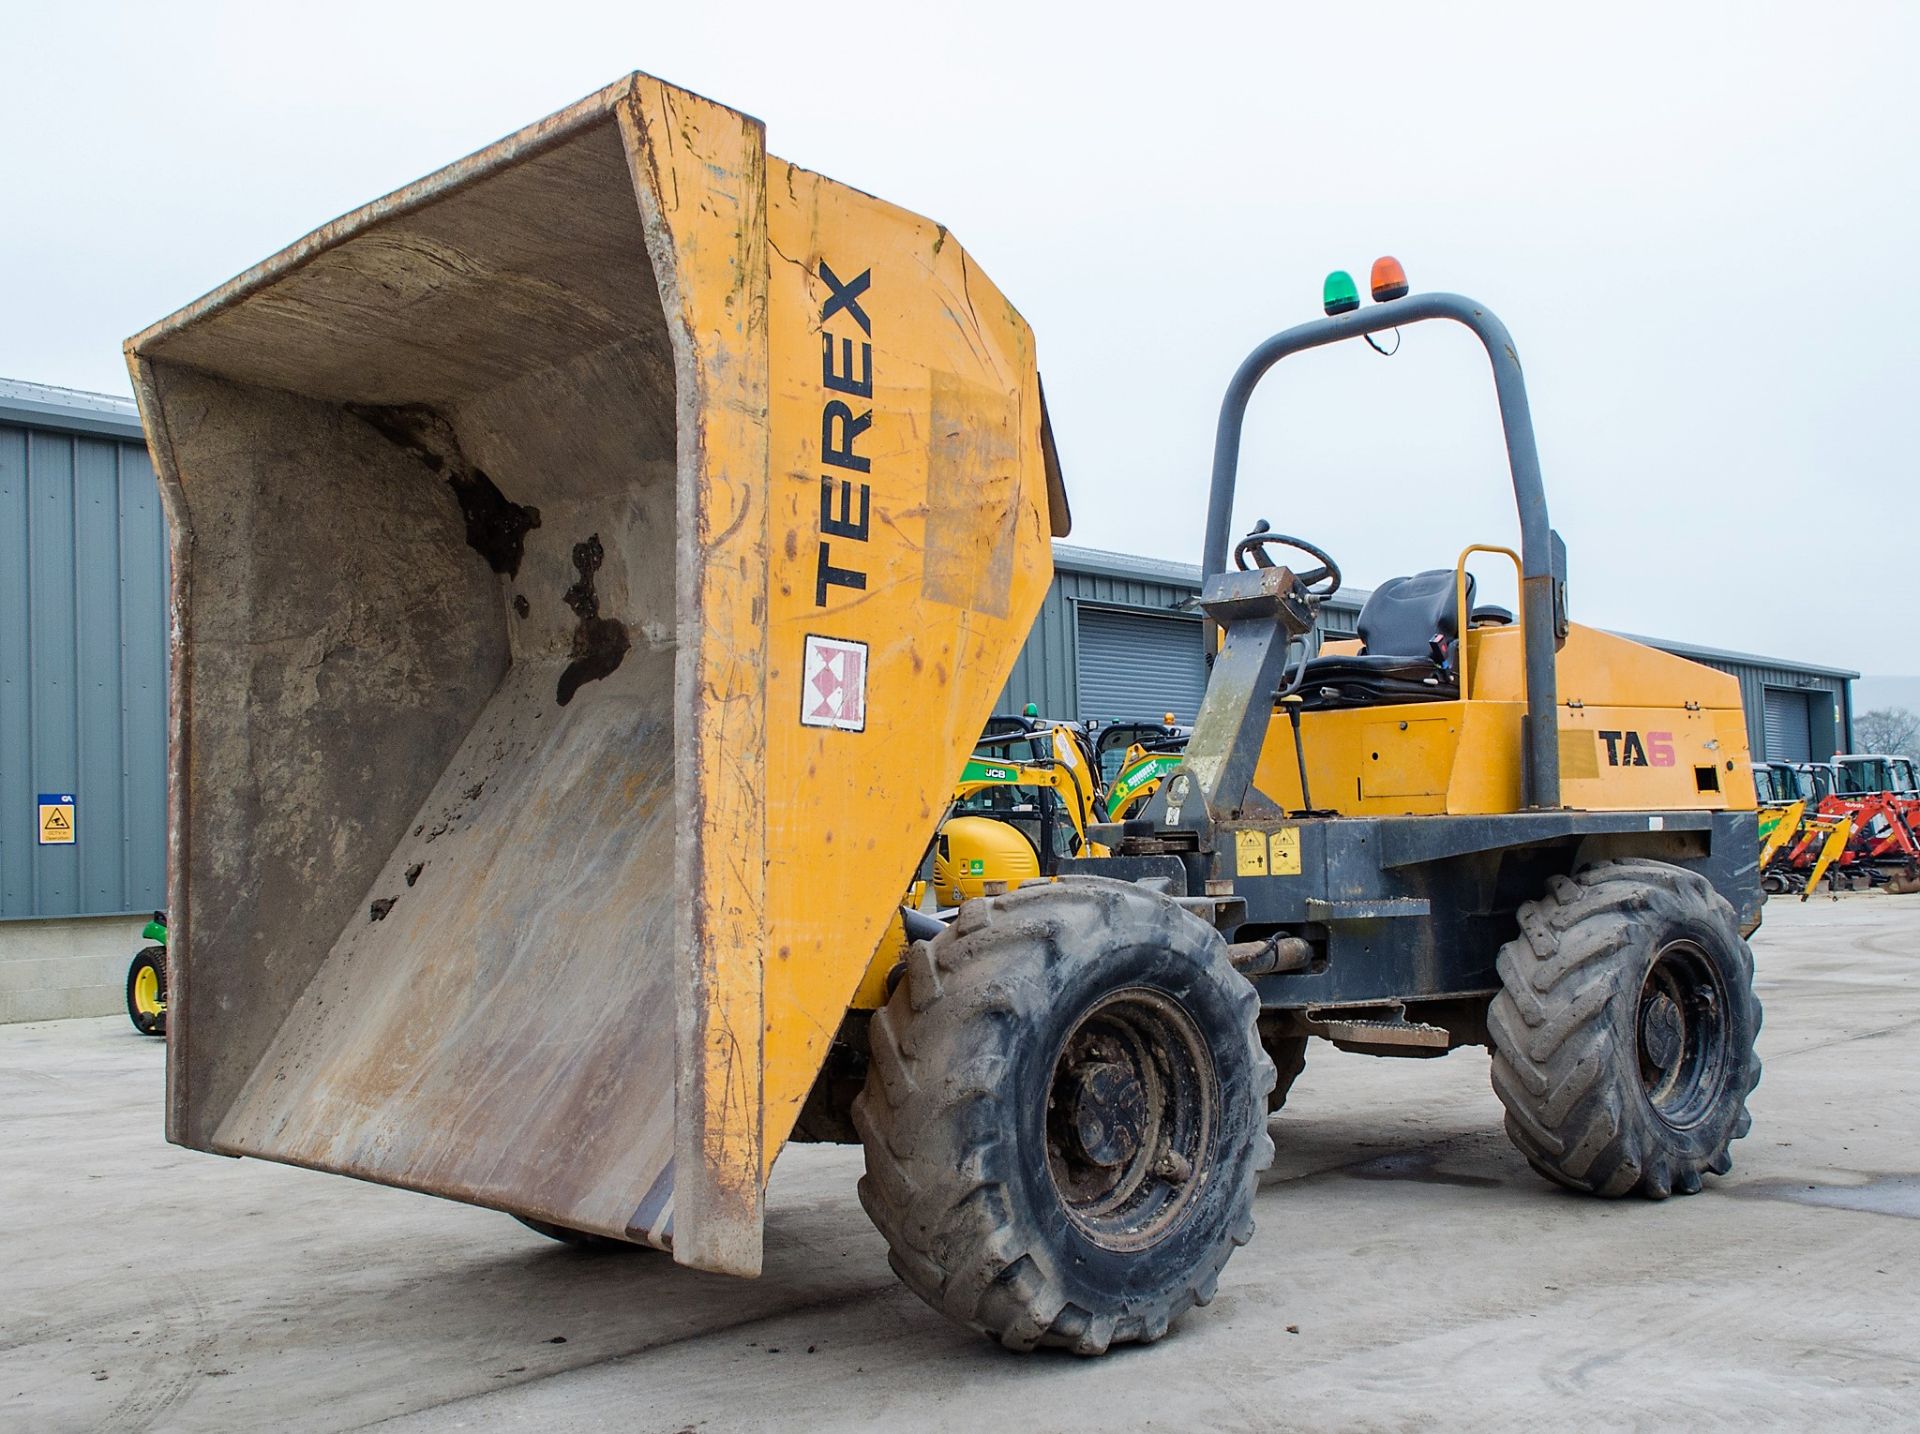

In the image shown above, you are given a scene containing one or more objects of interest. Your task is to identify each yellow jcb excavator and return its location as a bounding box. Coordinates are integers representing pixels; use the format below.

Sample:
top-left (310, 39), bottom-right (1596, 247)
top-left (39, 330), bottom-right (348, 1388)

top-left (932, 712), bottom-right (1108, 904)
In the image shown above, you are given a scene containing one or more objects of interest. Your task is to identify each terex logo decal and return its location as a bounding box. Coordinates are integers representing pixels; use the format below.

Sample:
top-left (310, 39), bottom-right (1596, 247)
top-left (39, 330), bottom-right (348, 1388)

top-left (1598, 730), bottom-right (1675, 768)
top-left (815, 260), bottom-right (875, 608)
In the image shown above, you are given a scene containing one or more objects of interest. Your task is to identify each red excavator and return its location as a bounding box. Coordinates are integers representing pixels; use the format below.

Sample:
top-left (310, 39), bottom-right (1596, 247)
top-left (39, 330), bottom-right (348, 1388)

top-left (1773, 758), bottom-right (1920, 898)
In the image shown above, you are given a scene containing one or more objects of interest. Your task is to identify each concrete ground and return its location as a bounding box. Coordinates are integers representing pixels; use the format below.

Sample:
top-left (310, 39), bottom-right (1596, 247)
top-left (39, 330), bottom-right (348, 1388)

top-left (3, 895), bottom-right (1916, 1433)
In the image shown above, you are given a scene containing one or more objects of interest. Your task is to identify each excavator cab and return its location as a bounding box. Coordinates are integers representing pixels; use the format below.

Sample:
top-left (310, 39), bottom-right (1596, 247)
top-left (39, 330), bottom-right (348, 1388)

top-left (1798, 761), bottom-right (1840, 800)
top-left (1093, 716), bottom-right (1189, 785)
top-left (933, 718), bottom-right (1109, 903)
top-left (1836, 754), bottom-right (1920, 797)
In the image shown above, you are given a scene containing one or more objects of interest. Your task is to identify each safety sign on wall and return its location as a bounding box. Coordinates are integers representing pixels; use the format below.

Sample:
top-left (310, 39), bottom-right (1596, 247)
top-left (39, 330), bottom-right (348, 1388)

top-left (37, 794), bottom-right (75, 846)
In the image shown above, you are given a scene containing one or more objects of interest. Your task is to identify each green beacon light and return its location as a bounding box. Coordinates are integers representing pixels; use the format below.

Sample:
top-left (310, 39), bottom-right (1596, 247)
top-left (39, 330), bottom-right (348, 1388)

top-left (1322, 270), bottom-right (1360, 316)
top-left (1023, 702), bottom-right (1039, 718)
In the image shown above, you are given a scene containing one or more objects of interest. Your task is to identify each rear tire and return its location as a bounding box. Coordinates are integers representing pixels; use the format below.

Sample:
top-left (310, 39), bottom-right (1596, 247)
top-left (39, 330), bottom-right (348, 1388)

top-left (854, 878), bottom-right (1274, 1354)
top-left (513, 1215), bottom-right (650, 1252)
top-left (1489, 860), bottom-right (1761, 1198)
top-left (1257, 1021), bottom-right (1308, 1113)
top-left (126, 947), bottom-right (167, 1037)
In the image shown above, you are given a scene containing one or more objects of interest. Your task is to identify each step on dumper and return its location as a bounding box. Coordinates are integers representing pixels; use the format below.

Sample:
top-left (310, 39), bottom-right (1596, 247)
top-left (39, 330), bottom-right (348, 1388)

top-left (126, 73), bottom-right (1066, 1276)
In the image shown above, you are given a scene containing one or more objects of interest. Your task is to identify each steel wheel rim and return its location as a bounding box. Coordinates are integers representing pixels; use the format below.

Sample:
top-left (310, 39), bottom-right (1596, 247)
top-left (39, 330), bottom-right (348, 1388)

top-left (134, 963), bottom-right (162, 1018)
top-left (1043, 986), bottom-right (1216, 1251)
top-left (1637, 938), bottom-right (1730, 1129)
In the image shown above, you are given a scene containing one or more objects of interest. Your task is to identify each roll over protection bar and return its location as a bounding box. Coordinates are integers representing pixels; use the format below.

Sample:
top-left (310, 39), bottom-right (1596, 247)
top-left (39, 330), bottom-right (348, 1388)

top-left (1200, 293), bottom-right (1565, 810)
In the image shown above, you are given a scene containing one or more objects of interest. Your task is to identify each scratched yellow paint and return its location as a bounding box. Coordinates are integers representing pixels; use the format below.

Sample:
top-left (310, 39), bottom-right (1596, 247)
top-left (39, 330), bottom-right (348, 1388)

top-left (756, 164), bottom-right (1055, 1173)
top-left (617, 80), bottom-right (771, 1277)
top-left (1254, 622), bottom-right (1756, 816)
top-left (608, 76), bottom-right (1055, 1263)
top-left (588, 76), bottom-right (1063, 1270)
top-left (604, 77), bottom-right (1057, 1264)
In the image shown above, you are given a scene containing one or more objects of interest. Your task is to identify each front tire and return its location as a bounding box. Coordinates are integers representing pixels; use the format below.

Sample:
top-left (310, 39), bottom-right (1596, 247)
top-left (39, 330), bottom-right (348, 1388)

top-left (1489, 860), bottom-right (1761, 1198)
top-left (853, 878), bottom-right (1274, 1354)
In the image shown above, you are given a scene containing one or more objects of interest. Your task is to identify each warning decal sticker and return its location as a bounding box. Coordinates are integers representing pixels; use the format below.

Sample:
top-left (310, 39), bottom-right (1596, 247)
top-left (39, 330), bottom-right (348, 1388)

top-left (38, 794), bottom-right (75, 846)
top-left (801, 635), bottom-right (868, 732)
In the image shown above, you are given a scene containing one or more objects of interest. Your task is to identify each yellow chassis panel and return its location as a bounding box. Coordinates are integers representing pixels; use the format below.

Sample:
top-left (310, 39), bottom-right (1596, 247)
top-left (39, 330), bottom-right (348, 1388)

top-left (1257, 621), bottom-right (1756, 816)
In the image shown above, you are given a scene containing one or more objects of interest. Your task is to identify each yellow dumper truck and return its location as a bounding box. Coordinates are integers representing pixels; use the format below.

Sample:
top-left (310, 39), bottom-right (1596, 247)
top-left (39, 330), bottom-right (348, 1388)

top-left (129, 73), bottom-right (1763, 1354)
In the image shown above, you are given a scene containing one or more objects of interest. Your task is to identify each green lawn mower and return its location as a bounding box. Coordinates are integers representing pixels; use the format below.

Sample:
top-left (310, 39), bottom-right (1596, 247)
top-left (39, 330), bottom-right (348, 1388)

top-left (126, 912), bottom-right (168, 1036)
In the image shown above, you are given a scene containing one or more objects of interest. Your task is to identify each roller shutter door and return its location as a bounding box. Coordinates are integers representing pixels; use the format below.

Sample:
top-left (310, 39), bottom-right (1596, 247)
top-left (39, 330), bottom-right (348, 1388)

top-left (1076, 606), bottom-right (1207, 724)
top-left (1763, 689), bottom-right (1812, 762)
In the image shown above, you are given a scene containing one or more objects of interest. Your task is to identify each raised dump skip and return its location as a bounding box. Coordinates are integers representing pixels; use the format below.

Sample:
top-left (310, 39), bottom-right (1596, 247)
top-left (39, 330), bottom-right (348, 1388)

top-left (127, 73), bottom-right (1066, 1276)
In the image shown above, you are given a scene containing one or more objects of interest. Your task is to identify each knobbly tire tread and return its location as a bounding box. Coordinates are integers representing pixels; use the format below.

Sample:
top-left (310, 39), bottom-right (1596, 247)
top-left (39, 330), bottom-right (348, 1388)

top-left (1488, 859), bottom-right (1762, 1199)
top-left (854, 877), bottom-right (1274, 1355)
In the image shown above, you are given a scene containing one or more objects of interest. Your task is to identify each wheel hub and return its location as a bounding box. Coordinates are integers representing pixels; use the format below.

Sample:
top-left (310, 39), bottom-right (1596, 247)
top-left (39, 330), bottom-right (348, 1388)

top-left (1044, 989), bottom-right (1217, 1252)
top-left (1639, 992), bottom-right (1683, 1073)
top-left (1637, 939), bottom-right (1732, 1129)
top-left (1067, 1060), bottom-right (1148, 1168)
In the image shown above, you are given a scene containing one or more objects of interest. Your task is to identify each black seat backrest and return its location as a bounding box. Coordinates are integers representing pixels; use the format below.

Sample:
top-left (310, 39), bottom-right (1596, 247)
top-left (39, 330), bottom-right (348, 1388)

top-left (1357, 569), bottom-right (1474, 662)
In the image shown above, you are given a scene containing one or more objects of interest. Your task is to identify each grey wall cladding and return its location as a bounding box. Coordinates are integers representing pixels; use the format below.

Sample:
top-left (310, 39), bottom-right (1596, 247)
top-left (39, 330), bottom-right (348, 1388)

top-left (0, 409), bottom-right (169, 919)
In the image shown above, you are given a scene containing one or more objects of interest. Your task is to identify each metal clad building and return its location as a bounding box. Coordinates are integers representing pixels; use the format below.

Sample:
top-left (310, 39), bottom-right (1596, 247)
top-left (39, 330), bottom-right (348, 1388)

top-left (0, 379), bottom-right (169, 922)
top-left (998, 548), bottom-right (1211, 723)
top-left (1004, 544), bottom-right (1854, 759)
top-left (0, 412), bottom-right (1854, 934)
top-left (1614, 635), bottom-right (1856, 765)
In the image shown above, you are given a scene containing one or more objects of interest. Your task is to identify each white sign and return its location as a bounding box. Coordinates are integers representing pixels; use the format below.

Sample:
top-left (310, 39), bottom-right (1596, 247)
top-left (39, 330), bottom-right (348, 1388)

top-left (801, 635), bottom-right (868, 732)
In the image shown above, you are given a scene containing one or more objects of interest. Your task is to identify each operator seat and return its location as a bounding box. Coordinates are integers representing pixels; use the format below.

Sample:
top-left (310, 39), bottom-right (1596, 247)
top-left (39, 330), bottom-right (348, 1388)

top-left (1289, 569), bottom-right (1474, 710)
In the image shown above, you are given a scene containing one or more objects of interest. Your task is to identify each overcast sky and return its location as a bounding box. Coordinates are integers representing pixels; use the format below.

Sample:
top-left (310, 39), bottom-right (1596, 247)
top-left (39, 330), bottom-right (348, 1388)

top-left (4, 2), bottom-right (1914, 675)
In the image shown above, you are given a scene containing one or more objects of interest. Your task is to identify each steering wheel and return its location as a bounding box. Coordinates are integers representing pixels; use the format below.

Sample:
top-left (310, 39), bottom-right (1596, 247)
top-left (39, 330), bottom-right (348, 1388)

top-left (1231, 520), bottom-right (1343, 598)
